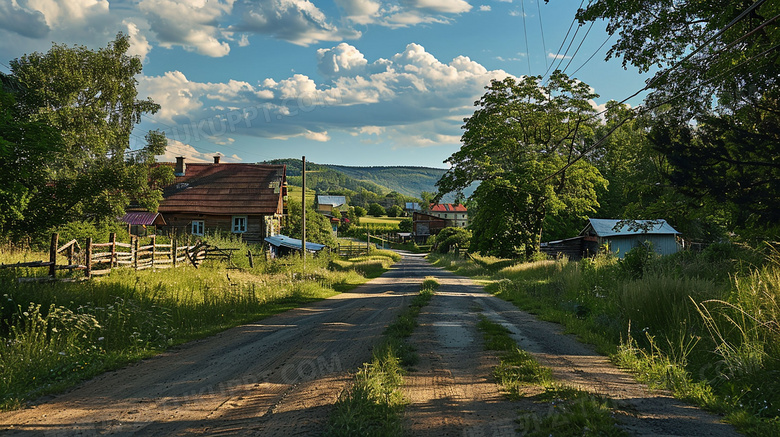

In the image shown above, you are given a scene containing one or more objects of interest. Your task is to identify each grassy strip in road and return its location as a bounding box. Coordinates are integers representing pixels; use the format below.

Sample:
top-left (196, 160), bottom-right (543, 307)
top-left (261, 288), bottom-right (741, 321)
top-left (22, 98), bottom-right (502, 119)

top-left (326, 277), bottom-right (439, 437)
top-left (477, 316), bottom-right (626, 437)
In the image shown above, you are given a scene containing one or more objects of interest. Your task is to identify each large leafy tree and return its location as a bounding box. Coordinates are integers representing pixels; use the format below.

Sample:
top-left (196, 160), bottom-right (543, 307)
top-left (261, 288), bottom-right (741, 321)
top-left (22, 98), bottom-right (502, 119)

top-left (437, 73), bottom-right (607, 258)
top-left (576, 0), bottom-right (780, 236)
top-left (2, 34), bottom-right (172, 237)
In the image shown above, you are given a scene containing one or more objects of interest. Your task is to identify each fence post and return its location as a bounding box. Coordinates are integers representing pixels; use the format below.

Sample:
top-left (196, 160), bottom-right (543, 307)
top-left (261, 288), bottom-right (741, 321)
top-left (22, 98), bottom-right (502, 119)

top-left (133, 236), bottom-right (139, 270)
top-left (109, 232), bottom-right (116, 269)
top-left (151, 235), bottom-right (156, 269)
top-left (48, 233), bottom-right (58, 278)
top-left (247, 250), bottom-right (254, 268)
top-left (172, 238), bottom-right (177, 268)
top-left (85, 237), bottom-right (92, 279)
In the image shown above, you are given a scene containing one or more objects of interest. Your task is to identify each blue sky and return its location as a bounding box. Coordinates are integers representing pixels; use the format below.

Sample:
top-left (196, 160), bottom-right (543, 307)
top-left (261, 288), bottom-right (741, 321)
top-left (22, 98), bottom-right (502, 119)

top-left (0, 0), bottom-right (651, 168)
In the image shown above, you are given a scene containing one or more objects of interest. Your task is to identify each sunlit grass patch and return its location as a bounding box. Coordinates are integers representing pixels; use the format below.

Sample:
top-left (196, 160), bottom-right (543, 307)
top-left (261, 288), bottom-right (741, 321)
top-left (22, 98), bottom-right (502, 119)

top-left (327, 277), bottom-right (438, 436)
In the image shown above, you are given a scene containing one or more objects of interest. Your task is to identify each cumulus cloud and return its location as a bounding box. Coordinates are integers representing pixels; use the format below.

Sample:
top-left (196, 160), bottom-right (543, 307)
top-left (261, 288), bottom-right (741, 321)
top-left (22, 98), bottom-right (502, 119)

top-left (156, 139), bottom-right (244, 163)
top-left (0, 0), bottom-right (50, 38)
top-left (334, 0), bottom-right (381, 24)
top-left (138, 0), bottom-right (234, 57)
top-left (232, 0), bottom-right (360, 46)
top-left (405, 0), bottom-right (472, 14)
top-left (479, 5), bottom-right (490, 11)
top-left (139, 43), bottom-right (513, 149)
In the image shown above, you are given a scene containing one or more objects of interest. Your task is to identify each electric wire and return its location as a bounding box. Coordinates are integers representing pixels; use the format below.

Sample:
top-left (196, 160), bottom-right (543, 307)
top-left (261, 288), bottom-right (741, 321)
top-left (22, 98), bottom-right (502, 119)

top-left (521, 0), bottom-right (532, 75)
top-left (542, 40), bottom-right (780, 183)
top-left (541, 0), bottom-right (584, 79)
top-left (560, 20), bottom-right (595, 75)
top-left (536, 0), bottom-right (549, 71)
top-left (569, 34), bottom-right (612, 77)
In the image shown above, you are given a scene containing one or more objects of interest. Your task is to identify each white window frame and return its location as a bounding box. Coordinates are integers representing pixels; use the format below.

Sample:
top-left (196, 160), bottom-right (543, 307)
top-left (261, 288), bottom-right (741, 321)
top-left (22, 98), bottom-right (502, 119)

top-left (191, 220), bottom-right (204, 236)
top-left (232, 215), bottom-right (247, 233)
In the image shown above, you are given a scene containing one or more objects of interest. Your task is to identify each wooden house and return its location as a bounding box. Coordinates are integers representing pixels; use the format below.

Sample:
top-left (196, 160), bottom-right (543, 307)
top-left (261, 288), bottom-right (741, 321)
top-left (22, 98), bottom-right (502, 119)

top-left (158, 157), bottom-right (287, 243)
top-left (315, 195), bottom-right (347, 214)
top-left (412, 212), bottom-right (448, 238)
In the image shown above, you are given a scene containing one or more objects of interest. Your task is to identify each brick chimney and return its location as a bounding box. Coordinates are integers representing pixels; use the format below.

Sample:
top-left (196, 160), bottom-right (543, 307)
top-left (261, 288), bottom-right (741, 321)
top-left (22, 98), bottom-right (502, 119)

top-left (175, 156), bottom-right (186, 176)
top-left (213, 155), bottom-right (221, 164)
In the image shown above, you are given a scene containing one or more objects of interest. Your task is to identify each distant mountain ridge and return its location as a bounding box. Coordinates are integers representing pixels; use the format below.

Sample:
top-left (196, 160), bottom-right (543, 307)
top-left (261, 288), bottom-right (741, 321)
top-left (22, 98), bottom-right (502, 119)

top-left (262, 159), bottom-right (468, 201)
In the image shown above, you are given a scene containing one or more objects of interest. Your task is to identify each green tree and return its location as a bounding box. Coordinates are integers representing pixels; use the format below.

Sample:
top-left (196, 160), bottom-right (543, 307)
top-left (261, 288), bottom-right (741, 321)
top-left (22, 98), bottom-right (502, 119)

top-left (387, 204), bottom-right (403, 218)
top-left (0, 77), bottom-right (63, 235)
top-left (4, 33), bottom-right (166, 236)
top-left (399, 218), bottom-right (413, 233)
top-left (437, 73), bottom-right (607, 258)
top-left (434, 227), bottom-right (471, 254)
top-left (577, 1), bottom-right (780, 237)
top-left (367, 203), bottom-right (386, 217)
top-left (284, 199), bottom-right (337, 247)
top-left (353, 205), bottom-right (367, 218)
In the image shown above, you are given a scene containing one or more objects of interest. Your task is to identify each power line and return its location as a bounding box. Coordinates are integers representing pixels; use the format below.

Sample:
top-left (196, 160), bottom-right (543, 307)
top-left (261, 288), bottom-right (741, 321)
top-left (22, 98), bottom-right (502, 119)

top-left (536, 0), bottom-right (549, 71)
top-left (543, 40), bottom-right (780, 184)
top-left (560, 20), bottom-right (595, 75)
top-left (569, 34), bottom-right (612, 77)
top-left (541, 0), bottom-right (584, 79)
top-left (521, 0), bottom-right (532, 75)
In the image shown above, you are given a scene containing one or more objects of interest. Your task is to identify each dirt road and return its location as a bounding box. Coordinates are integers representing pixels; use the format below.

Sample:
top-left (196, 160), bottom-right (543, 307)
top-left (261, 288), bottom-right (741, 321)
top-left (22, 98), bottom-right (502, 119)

top-left (0, 253), bottom-right (739, 436)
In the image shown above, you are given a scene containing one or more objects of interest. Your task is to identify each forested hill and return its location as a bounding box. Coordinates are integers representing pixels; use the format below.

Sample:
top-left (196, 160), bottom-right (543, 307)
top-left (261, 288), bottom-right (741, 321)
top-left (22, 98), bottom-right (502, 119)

top-left (325, 165), bottom-right (446, 198)
top-left (262, 159), bottom-right (457, 199)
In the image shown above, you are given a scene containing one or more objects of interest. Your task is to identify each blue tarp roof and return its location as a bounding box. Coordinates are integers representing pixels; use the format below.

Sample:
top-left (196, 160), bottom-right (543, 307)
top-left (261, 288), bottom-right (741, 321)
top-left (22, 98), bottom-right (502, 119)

top-left (264, 235), bottom-right (327, 252)
top-left (584, 219), bottom-right (679, 237)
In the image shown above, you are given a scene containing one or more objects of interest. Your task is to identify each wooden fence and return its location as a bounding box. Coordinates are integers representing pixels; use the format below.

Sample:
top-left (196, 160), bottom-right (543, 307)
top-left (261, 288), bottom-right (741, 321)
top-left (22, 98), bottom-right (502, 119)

top-left (0, 233), bottom-right (213, 282)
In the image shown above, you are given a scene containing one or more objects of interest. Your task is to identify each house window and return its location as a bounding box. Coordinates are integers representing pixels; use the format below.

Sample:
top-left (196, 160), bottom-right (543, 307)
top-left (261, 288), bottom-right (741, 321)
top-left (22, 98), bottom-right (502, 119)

top-left (191, 220), bottom-right (204, 235)
top-left (232, 216), bottom-right (247, 233)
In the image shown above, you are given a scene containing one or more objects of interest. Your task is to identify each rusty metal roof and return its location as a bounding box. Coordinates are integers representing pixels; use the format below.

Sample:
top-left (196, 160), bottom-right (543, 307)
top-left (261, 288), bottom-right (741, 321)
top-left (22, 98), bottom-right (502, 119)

top-left (158, 163), bottom-right (286, 216)
top-left (119, 212), bottom-right (167, 226)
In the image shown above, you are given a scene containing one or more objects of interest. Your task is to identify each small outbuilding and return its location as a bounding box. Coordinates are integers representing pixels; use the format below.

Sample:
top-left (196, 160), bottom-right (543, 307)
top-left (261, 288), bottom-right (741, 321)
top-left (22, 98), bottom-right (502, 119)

top-left (581, 219), bottom-right (681, 258)
top-left (541, 219), bottom-right (682, 260)
top-left (264, 235), bottom-right (327, 258)
top-left (119, 211), bottom-right (167, 237)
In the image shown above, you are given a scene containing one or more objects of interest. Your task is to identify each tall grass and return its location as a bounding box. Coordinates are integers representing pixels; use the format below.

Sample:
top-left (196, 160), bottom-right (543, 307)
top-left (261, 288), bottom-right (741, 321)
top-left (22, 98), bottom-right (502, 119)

top-left (429, 244), bottom-right (780, 435)
top-left (0, 242), bottom-right (398, 410)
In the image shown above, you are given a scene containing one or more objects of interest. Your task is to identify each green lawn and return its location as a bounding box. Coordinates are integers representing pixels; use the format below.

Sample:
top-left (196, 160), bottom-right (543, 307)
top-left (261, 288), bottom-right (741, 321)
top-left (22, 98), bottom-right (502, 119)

top-left (360, 216), bottom-right (403, 225)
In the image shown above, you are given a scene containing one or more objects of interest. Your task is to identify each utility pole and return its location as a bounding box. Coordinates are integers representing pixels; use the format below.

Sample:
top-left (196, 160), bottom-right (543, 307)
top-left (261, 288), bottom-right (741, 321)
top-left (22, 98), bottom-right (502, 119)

top-left (301, 156), bottom-right (306, 271)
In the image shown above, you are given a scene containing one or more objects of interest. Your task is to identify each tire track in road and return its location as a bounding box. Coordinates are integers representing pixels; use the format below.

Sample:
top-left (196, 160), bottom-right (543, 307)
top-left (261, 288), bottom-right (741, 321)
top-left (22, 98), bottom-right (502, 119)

top-left (0, 256), bottom-right (423, 437)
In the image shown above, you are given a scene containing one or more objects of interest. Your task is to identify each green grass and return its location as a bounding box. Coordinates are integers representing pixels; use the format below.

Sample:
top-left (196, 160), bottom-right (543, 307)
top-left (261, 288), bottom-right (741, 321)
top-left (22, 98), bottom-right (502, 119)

top-left (326, 277), bottom-right (438, 436)
top-left (477, 316), bottom-right (551, 400)
top-left (359, 216), bottom-right (403, 226)
top-left (430, 244), bottom-right (780, 436)
top-left (476, 315), bottom-right (625, 436)
top-left (0, 242), bottom-right (399, 411)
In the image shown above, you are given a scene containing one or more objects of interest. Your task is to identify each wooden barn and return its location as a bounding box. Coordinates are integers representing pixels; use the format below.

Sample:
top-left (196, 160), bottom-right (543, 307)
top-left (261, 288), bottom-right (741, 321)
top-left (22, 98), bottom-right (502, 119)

top-left (158, 157), bottom-right (287, 243)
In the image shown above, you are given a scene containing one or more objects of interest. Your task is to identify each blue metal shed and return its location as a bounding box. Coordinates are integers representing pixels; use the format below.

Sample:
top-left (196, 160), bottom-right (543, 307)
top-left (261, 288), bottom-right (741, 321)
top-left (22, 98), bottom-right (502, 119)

top-left (580, 219), bottom-right (681, 259)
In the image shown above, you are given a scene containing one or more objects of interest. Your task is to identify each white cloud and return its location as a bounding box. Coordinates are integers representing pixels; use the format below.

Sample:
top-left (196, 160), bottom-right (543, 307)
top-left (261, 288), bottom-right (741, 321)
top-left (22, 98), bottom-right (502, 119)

top-left (479, 5), bottom-right (491, 11)
top-left (124, 20), bottom-right (152, 61)
top-left (0, 0), bottom-right (50, 38)
top-left (334, 0), bottom-right (381, 25)
top-left (232, 0), bottom-right (360, 46)
top-left (317, 43), bottom-right (369, 77)
top-left (157, 139), bottom-right (244, 163)
top-left (548, 52), bottom-right (572, 60)
top-left (139, 43), bottom-right (513, 149)
top-left (406, 0), bottom-right (472, 14)
top-left (138, 0), bottom-right (234, 57)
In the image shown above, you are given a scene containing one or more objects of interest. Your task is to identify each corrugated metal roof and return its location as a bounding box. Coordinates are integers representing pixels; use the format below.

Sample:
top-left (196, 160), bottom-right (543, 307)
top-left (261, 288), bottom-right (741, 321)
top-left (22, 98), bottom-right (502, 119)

top-left (316, 195), bottom-right (346, 207)
top-left (583, 219), bottom-right (679, 238)
top-left (430, 203), bottom-right (467, 212)
top-left (405, 202), bottom-right (420, 211)
top-left (264, 235), bottom-right (327, 252)
top-left (158, 163), bottom-right (286, 215)
top-left (119, 212), bottom-right (166, 226)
